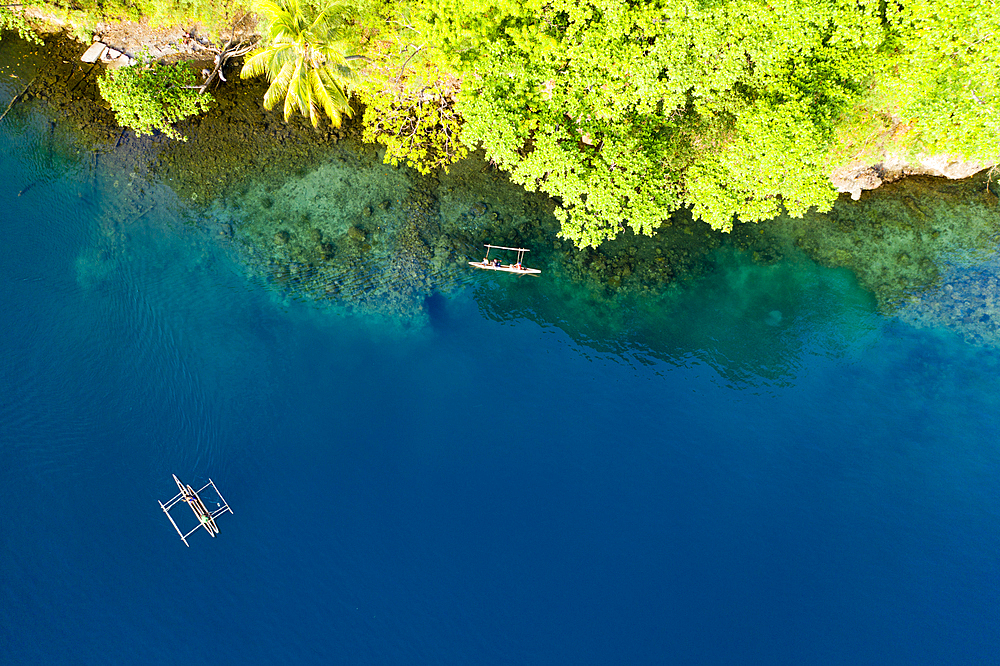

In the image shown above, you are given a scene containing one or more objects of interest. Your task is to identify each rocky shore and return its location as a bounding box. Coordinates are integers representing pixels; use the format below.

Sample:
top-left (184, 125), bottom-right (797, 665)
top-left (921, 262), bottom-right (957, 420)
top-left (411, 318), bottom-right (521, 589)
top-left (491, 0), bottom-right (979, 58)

top-left (831, 154), bottom-right (990, 201)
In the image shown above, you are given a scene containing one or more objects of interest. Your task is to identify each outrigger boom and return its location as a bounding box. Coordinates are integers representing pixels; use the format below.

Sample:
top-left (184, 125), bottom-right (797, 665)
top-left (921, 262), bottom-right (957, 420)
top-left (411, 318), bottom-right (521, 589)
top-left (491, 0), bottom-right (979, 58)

top-left (484, 244), bottom-right (529, 253)
top-left (159, 474), bottom-right (233, 547)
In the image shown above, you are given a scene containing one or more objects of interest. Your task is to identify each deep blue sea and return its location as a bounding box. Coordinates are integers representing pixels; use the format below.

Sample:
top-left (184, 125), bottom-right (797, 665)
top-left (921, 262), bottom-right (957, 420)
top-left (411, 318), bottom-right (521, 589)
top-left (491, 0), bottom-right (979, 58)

top-left (2, 40), bottom-right (1000, 665)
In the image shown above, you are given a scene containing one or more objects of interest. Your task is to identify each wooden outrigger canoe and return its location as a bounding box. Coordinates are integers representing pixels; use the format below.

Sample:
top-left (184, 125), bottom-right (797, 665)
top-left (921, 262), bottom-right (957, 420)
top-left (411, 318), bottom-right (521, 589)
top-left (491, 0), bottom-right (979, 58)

top-left (469, 244), bottom-right (541, 275)
top-left (468, 261), bottom-right (542, 275)
top-left (186, 484), bottom-right (219, 534)
top-left (160, 474), bottom-right (233, 546)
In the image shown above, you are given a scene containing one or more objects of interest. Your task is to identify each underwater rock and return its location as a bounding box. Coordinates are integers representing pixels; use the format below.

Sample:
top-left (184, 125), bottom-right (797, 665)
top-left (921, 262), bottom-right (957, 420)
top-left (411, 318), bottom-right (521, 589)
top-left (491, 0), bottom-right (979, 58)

top-left (379, 200), bottom-right (391, 210)
top-left (470, 202), bottom-right (487, 217)
top-left (896, 263), bottom-right (1000, 346)
top-left (274, 230), bottom-right (290, 245)
top-left (362, 205), bottom-right (373, 217)
top-left (309, 228), bottom-right (323, 242)
top-left (347, 225), bottom-right (366, 242)
top-left (765, 310), bottom-right (783, 326)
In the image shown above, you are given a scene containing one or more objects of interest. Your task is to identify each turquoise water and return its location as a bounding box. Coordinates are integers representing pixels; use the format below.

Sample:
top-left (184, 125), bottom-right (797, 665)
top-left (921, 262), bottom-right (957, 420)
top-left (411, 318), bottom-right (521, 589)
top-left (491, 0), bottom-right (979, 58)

top-left (2, 37), bottom-right (1000, 664)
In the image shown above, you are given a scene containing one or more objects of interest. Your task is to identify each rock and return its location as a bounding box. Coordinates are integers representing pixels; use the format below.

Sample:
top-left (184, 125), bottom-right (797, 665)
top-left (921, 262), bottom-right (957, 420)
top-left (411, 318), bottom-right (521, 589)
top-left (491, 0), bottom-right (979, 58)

top-left (309, 228), bottom-right (323, 242)
top-left (830, 166), bottom-right (882, 200)
top-left (347, 225), bottom-right (366, 242)
top-left (274, 230), bottom-right (290, 245)
top-left (81, 42), bottom-right (106, 63)
top-left (830, 154), bottom-right (991, 200)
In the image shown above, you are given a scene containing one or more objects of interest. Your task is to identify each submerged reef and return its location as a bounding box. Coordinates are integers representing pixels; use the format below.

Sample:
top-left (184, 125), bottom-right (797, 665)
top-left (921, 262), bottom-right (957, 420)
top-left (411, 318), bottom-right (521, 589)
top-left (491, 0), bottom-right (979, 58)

top-left (896, 261), bottom-right (1000, 347)
top-left (770, 172), bottom-right (1000, 344)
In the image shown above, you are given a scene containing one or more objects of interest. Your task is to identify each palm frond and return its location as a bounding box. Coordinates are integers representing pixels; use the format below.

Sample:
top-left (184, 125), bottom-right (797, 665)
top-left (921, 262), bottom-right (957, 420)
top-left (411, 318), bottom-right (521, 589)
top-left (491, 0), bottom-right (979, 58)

top-left (247, 0), bottom-right (360, 126)
top-left (240, 50), bottom-right (271, 79)
top-left (263, 61), bottom-right (295, 111)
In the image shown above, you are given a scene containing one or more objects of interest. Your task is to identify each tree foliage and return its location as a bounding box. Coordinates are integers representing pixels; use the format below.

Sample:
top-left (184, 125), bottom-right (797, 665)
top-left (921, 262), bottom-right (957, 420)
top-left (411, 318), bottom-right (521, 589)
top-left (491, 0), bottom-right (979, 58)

top-left (241, 0), bottom-right (359, 127)
top-left (875, 0), bottom-right (1000, 161)
top-left (1, 1), bottom-right (44, 44)
top-left (97, 60), bottom-right (212, 140)
top-left (78, 0), bottom-right (995, 246)
top-left (359, 74), bottom-right (467, 173)
top-left (344, 0), bottom-right (996, 246)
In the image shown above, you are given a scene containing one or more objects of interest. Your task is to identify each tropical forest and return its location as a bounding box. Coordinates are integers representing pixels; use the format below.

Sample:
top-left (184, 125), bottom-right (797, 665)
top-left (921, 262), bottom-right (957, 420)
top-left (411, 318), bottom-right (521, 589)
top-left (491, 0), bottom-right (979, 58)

top-left (4, 0), bottom-right (996, 249)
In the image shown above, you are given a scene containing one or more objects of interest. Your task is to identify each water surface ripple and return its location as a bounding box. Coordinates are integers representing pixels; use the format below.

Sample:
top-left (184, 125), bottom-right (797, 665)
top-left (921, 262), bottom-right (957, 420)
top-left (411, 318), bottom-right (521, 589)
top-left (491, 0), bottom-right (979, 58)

top-left (1, 41), bottom-right (999, 666)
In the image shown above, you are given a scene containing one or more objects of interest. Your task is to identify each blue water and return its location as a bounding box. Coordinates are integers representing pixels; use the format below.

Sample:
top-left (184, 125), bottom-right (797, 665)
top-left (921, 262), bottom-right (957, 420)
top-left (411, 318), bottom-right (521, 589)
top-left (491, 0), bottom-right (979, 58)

top-left (3, 48), bottom-right (1000, 666)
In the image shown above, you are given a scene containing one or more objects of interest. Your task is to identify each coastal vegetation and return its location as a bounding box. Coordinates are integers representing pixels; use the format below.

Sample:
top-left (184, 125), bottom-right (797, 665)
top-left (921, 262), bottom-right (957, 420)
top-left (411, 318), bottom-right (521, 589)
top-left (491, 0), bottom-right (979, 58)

top-left (97, 55), bottom-right (212, 139)
top-left (6, 0), bottom-right (998, 249)
top-left (1, 1), bottom-right (43, 43)
top-left (350, 0), bottom-right (997, 247)
top-left (6, 29), bottom-right (999, 345)
top-left (239, 0), bottom-right (358, 127)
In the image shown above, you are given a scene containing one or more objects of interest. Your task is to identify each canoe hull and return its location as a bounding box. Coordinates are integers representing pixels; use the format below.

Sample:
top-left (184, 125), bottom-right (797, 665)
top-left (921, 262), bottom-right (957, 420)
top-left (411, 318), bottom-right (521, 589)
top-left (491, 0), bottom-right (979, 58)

top-left (468, 262), bottom-right (541, 275)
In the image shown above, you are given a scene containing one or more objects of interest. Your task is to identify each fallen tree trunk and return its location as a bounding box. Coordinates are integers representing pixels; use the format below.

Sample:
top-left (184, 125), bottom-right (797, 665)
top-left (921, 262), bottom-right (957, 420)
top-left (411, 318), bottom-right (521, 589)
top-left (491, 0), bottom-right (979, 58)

top-left (0, 74), bottom-right (38, 123)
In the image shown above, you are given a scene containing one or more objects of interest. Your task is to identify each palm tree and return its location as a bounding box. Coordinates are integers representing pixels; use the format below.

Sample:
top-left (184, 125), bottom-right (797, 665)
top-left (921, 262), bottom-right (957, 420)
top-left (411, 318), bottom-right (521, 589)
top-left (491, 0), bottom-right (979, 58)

top-left (241, 0), bottom-right (360, 127)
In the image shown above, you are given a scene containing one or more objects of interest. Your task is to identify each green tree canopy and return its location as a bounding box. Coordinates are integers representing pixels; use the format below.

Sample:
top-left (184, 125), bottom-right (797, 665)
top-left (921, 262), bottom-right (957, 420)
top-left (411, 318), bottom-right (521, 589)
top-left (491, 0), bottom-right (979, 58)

top-left (97, 60), bottom-right (212, 140)
top-left (334, 0), bottom-right (1000, 245)
top-left (875, 0), bottom-right (1000, 161)
top-left (0, 0), bottom-right (43, 44)
top-left (424, 0), bottom-right (886, 243)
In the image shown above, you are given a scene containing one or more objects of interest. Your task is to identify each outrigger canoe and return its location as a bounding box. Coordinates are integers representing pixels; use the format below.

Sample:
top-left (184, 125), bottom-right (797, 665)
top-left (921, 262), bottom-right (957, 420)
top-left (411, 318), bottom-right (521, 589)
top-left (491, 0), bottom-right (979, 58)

top-left (469, 244), bottom-right (541, 275)
top-left (468, 260), bottom-right (542, 275)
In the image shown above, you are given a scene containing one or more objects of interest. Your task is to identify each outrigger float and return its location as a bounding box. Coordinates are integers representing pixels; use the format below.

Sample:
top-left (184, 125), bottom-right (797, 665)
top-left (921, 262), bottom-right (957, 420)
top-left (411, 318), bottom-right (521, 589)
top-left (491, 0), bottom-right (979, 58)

top-left (469, 244), bottom-right (541, 275)
top-left (159, 474), bottom-right (233, 547)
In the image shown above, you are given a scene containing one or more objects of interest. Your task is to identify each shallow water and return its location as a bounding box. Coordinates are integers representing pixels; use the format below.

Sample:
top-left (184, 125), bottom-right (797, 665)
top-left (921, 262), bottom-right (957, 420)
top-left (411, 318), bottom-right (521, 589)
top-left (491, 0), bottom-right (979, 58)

top-left (2, 37), bottom-right (1000, 665)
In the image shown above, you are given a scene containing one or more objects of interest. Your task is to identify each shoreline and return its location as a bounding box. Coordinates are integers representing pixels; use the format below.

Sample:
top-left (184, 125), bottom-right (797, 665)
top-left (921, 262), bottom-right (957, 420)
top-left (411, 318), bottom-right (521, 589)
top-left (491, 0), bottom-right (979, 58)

top-left (13, 8), bottom-right (996, 207)
top-left (4, 28), bottom-right (1000, 345)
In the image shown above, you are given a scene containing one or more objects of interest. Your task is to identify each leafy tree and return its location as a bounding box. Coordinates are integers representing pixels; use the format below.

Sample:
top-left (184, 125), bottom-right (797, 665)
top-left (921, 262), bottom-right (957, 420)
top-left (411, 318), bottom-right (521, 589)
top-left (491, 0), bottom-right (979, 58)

top-left (97, 59), bottom-right (212, 140)
top-left (871, 0), bottom-right (1000, 161)
top-left (359, 74), bottom-right (467, 174)
top-left (403, 0), bottom-right (890, 245)
top-left (240, 0), bottom-right (359, 127)
top-left (353, 15), bottom-right (468, 173)
top-left (0, 1), bottom-right (43, 44)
